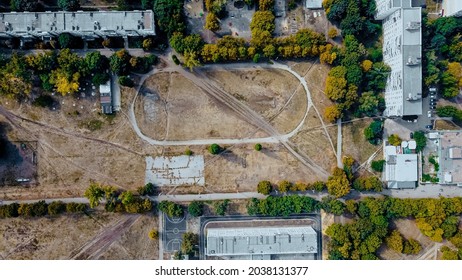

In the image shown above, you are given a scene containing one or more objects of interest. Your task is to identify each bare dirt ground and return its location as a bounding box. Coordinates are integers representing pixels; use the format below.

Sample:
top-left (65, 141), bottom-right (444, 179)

top-left (204, 143), bottom-right (322, 193)
top-left (0, 211), bottom-right (122, 259)
top-left (435, 119), bottom-right (460, 130)
top-left (97, 214), bottom-right (159, 260)
top-left (0, 88), bottom-right (154, 200)
top-left (136, 71), bottom-right (264, 141)
top-left (342, 119), bottom-right (379, 164)
top-left (204, 69), bottom-right (306, 134)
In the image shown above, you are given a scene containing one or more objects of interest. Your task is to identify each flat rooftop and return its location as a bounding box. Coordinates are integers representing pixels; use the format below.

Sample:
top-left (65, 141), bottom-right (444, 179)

top-left (385, 145), bottom-right (418, 184)
top-left (0, 10), bottom-right (155, 37)
top-left (206, 226), bottom-right (317, 256)
top-left (439, 131), bottom-right (462, 185)
top-left (442, 0), bottom-right (462, 17)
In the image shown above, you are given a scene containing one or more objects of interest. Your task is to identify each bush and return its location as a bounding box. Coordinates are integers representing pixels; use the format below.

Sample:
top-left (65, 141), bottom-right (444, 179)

top-left (257, 180), bottom-right (272, 195)
top-left (188, 201), bottom-right (204, 217)
top-left (137, 182), bottom-right (155, 196)
top-left (328, 27), bottom-right (339, 39)
top-left (66, 203), bottom-right (87, 213)
top-left (254, 143), bottom-right (262, 151)
top-left (47, 201), bottom-right (66, 215)
top-left (371, 160), bottom-right (385, 172)
top-left (142, 38), bottom-right (154, 51)
top-left (118, 76), bottom-right (134, 87)
top-left (278, 180), bottom-right (292, 193)
top-left (214, 199), bottom-right (229, 216)
top-left (32, 95), bottom-right (55, 108)
top-left (92, 73), bottom-right (110, 86)
top-left (149, 229), bottom-right (159, 240)
top-left (185, 149), bottom-right (193, 156)
top-left (158, 201), bottom-right (184, 217)
top-left (172, 55), bottom-right (180, 65)
top-left (208, 143), bottom-right (222, 154)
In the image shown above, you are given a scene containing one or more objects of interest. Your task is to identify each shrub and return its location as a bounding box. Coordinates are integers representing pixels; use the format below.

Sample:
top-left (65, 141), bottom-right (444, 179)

top-left (257, 180), bottom-right (272, 195)
top-left (328, 27), bottom-right (339, 39)
top-left (142, 38), bottom-right (154, 51)
top-left (32, 95), bottom-right (55, 108)
top-left (208, 143), bottom-right (222, 154)
top-left (185, 149), bottom-right (193, 156)
top-left (278, 180), bottom-right (292, 193)
top-left (118, 76), bottom-right (134, 87)
top-left (214, 199), bottom-right (229, 216)
top-left (149, 229), bottom-right (159, 240)
top-left (371, 160), bottom-right (385, 172)
top-left (188, 201), bottom-right (204, 217)
top-left (254, 143), bottom-right (262, 151)
top-left (47, 201), bottom-right (66, 215)
top-left (172, 55), bottom-right (180, 65)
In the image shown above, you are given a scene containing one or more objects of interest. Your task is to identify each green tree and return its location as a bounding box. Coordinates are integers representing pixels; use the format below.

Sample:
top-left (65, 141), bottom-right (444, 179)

top-left (364, 120), bottom-right (383, 145)
top-left (388, 134), bottom-right (402, 146)
top-left (188, 201), bottom-right (204, 217)
top-left (158, 201), bottom-right (184, 217)
top-left (250, 11), bottom-right (275, 34)
top-left (205, 12), bottom-right (220, 32)
top-left (358, 92), bottom-right (381, 116)
top-left (259, 0), bottom-right (274, 10)
top-left (257, 180), bottom-right (272, 195)
top-left (413, 131), bottom-right (427, 152)
top-left (10, 0), bottom-right (38, 11)
top-left (183, 51), bottom-right (201, 71)
top-left (153, 0), bottom-right (186, 36)
top-left (214, 199), bottom-right (229, 216)
top-left (208, 143), bottom-right (222, 154)
top-left (278, 180), bottom-right (292, 193)
top-left (84, 183), bottom-right (105, 208)
top-left (84, 51), bottom-right (109, 73)
top-left (47, 201), bottom-right (66, 215)
top-left (181, 232), bottom-right (199, 256)
top-left (58, 0), bottom-right (80, 11)
top-left (403, 239), bottom-right (422, 255)
top-left (326, 168), bottom-right (351, 198)
top-left (118, 76), bottom-right (134, 87)
top-left (371, 160), bottom-right (385, 172)
top-left (110, 49), bottom-right (131, 75)
top-left (254, 143), bottom-right (262, 151)
top-left (386, 230), bottom-right (404, 253)
top-left (118, 191), bottom-right (135, 205)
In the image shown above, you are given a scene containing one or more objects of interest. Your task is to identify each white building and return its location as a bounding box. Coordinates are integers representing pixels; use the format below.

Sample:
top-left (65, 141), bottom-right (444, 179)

top-left (442, 0), bottom-right (462, 17)
top-left (0, 10), bottom-right (155, 43)
top-left (375, 0), bottom-right (422, 117)
top-left (384, 144), bottom-right (418, 189)
top-left (206, 226), bottom-right (317, 259)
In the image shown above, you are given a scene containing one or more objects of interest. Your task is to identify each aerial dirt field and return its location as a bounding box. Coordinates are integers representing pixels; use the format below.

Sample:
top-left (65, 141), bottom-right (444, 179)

top-left (204, 143), bottom-right (323, 193)
top-left (0, 212), bottom-right (120, 259)
top-left (0, 212), bottom-right (158, 260)
top-left (0, 88), bottom-right (156, 200)
top-left (136, 71), bottom-right (264, 140)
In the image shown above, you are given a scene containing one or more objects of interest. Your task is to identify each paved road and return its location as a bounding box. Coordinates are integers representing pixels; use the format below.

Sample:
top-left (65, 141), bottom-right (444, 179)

top-left (2, 185), bottom-right (462, 206)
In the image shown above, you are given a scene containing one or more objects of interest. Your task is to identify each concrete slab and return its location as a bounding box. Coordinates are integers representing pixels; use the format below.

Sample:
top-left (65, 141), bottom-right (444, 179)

top-left (145, 155), bottom-right (205, 186)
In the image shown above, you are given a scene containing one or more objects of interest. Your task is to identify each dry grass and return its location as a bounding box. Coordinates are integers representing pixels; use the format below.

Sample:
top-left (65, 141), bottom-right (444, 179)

top-left (342, 119), bottom-right (379, 164)
top-left (304, 63), bottom-right (335, 124)
top-left (435, 119), bottom-right (460, 130)
top-left (0, 212), bottom-right (122, 260)
top-left (204, 143), bottom-right (321, 193)
top-left (97, 214), bottom-right (159, 260)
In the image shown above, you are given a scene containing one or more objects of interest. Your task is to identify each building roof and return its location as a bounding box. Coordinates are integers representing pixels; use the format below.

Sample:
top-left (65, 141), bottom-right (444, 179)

top-left (442, 0), bottom-right (462, 17)
top-left (377, 0), bottom-right (422, 117)
top-left (385, 145), bottom-right (418, 184)
top-left (305, 0), bottom-right (323, 9)
top-left (0, 10), bottom-right (155, 39)
top-left (206, 226), bottom-right (317, 256)
top-left (438, 131), bottom-right (462, 185)
top-left (408, 140), bottom-right (417, 149)
top-left (99, 80), bottom-right (111, 94)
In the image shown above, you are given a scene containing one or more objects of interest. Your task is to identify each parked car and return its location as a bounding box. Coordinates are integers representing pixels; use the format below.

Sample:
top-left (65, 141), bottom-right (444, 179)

top-left (410, 132), bottom-right (414, 139)
top-left (430, 105), bottom-right (436, 109)
top-left (429, 87), bottom-right (437, 93)
top-left (426, 124), bottom-right (433, 129)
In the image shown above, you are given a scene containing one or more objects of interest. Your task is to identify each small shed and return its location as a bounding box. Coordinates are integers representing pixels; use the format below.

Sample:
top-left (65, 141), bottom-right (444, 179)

top-left (100, 79), bottom-right (113, 114)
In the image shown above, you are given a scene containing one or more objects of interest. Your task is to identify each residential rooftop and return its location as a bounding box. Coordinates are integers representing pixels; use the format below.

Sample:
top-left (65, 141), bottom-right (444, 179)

top-left (376, 0), bottom-right (422, 117)
top-left (0, 10), bottom-right (155, 40)
top-left (384, 144), bottom-right (418, 189)
top-left (438, 131), bottom-right (462, 186)
top-left (442, 0), bottom-right (462, 17)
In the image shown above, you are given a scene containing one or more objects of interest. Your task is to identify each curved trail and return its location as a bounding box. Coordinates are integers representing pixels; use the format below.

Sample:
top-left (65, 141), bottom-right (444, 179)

top-left (129, 60), bottom-right (330, 178)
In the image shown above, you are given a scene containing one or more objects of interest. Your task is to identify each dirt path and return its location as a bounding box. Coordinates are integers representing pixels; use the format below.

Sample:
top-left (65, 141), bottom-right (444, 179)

top-left (68, 215), bottom-right (140, 260)
top-left (0, 106), bottom-right (143, 156)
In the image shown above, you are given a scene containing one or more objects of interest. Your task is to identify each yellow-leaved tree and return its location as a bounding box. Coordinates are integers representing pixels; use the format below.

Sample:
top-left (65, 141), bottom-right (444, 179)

top-left (51, 70), bottom-right (80, 95)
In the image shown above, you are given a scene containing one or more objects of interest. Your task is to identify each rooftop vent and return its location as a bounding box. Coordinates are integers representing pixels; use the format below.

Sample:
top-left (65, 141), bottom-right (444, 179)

top-left (406, 22), bottom-right (421, 30)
